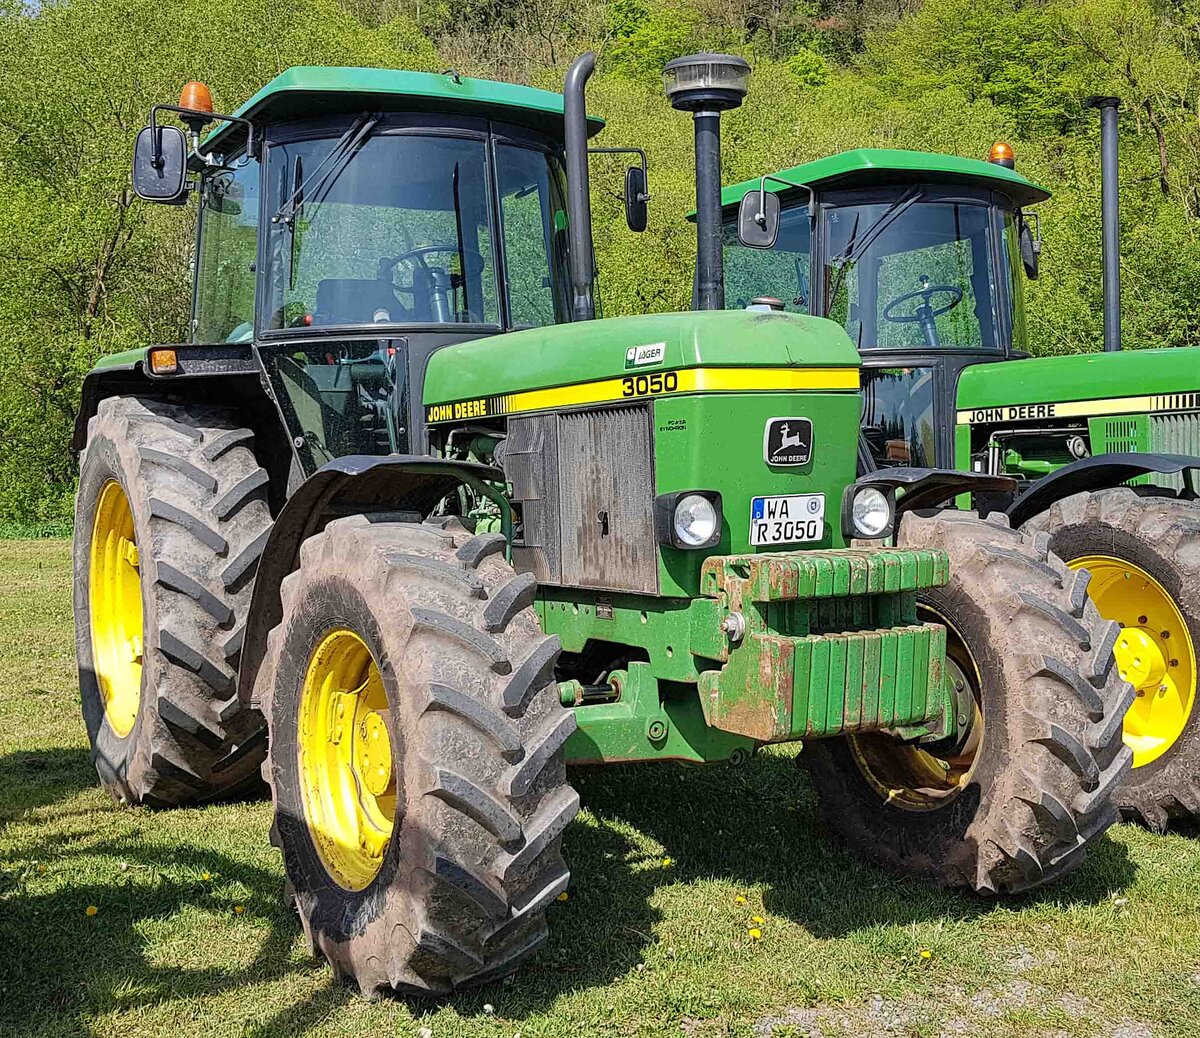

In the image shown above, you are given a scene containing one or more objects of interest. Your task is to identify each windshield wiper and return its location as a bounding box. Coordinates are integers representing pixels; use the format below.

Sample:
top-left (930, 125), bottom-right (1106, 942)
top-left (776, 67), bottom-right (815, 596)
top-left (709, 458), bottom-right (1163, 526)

top-left (271, 114), bottom-right (380, 227)
top-left (827, 187), bottom-right (923, 312)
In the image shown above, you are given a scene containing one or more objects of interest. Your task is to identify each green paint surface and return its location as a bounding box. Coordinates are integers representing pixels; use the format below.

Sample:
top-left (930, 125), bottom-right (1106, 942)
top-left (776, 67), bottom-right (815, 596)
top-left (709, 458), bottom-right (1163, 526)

top-left (652, 391), bottom-right (859, 597)
top-left (206, 65), bottom-right (604, 153)
top-left (422, 310), bottom-right (861, 404)
top-left (91, 347), bottom-right (146, 373)
top-left (717, 148), bottom-right (1050, 212)
top-left (956, 347), bottom-right (1200, 411)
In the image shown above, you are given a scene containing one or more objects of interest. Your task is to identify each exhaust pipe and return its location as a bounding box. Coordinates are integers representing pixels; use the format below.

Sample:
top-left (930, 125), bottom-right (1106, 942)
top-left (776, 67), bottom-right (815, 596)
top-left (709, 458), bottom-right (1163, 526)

top-left (564, 52), bottom-right (597, 322)
top-left (1086, 96), bottom-right (1121, 352)
top-left (663, 53), bottom-right (750, 311)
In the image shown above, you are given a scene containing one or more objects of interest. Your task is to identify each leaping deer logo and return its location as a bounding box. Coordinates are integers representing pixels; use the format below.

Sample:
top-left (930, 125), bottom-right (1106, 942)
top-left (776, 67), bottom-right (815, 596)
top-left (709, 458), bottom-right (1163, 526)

top-left (778, 423), bottom-right (804, 451)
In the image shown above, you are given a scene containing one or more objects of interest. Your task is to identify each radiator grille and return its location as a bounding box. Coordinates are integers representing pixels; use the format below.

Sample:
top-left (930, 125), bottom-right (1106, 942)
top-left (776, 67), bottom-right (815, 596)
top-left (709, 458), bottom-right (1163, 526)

top-left (505, 406), bottom-right (658, 594)
top-left (1150, 411), bottom-right (1200, 491)
top-left (1099, 416), bottom-right (1148, 454)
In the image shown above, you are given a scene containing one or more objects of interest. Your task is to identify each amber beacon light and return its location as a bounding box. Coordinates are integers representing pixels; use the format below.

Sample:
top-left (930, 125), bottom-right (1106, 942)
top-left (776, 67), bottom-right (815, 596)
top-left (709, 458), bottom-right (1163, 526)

top-left (988, 141), bottom-right (1015, 169)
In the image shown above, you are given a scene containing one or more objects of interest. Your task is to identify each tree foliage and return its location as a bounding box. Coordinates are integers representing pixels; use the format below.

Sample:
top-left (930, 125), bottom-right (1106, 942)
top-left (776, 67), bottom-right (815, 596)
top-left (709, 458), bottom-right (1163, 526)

top-left (1, 0), bottom-right (1198, 524)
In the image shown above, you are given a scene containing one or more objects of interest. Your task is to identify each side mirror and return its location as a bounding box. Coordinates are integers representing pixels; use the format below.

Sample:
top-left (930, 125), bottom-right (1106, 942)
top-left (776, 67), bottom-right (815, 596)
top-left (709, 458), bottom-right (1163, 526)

top-left (625, 165), bottom-right (648, 232)
top-left (738, 190), bottom-right (779, 249)
top-left (1019, 213), bottom-right (1041, 279)
top-left (132, 125), bottom-right (189, 204)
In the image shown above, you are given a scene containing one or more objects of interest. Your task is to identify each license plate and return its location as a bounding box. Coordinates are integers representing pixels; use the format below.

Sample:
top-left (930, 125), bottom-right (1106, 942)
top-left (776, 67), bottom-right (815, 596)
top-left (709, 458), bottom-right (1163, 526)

top-left (749, 493), bottom-right (826, 546)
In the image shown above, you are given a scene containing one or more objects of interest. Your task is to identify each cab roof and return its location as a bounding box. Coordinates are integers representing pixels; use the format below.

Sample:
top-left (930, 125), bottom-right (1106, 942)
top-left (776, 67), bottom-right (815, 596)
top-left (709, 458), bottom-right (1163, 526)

top-left (719, 148), bottom-right (1051, 211)
top-left (206, 66), bottom-right (605, 153)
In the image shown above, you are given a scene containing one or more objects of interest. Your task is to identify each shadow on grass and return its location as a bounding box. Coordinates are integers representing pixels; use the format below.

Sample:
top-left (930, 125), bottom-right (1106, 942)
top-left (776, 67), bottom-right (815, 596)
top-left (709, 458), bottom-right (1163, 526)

top-left (0, 745), bottom-right (1138, 1032)
top-left (0, 746), bottom-right (95, 829)
top-left (0, 831), bottom-right (354, 1038)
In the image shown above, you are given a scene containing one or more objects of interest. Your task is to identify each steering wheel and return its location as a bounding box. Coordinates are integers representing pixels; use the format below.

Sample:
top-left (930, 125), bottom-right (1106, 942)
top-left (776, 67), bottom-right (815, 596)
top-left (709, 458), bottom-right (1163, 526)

top-left (882, 275), bottom-right (963, 348)
top-left (882, 276), bottom-right (963, 324)
top-left (383, 244), bottom-right (484, 284)
top-left (381, 244), bottom-right (486, 322)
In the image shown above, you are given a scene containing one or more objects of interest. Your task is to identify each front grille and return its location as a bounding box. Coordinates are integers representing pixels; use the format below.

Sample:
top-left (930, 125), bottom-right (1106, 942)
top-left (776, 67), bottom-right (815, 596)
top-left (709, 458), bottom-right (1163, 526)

top-left (505, 405), bottom-right (658, 594)
top-left (1150, 412), bottom-right (1200, 491)
top-left (1099, 416), bottom-right (1148, 454)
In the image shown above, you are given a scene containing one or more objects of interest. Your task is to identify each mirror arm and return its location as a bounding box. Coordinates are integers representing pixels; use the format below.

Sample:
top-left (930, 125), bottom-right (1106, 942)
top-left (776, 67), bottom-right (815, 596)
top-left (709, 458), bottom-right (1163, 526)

top-left (753, 174), bottom-right (813, 229)
top-left (149, 103), bottom-right (257, 169)
top-left (587, 146), bottom-right (651, 202)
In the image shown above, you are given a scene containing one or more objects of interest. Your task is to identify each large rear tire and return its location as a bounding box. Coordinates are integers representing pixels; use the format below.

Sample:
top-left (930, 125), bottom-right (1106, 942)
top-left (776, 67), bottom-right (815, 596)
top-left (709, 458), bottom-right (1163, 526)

top-left (804, 511), bottom-right (1133, 894)
top-left (73, 395), bottom-right (272, 806)
top-left (258, 515), bottom-right (579, 997)
top-left (1022, 487), bottom-right (1200, 831)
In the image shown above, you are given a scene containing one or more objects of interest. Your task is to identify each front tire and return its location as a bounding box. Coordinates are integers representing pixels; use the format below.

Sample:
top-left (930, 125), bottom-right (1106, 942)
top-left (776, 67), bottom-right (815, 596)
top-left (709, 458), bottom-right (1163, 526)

top-left (259, 515), bottom-right (579, 997)
top-left (73, 395), bottom-right (272, 806)
top-left (804, 511), bottom-right (1133, 894)
top-left (1022, 487), bottom-right (1200, 831)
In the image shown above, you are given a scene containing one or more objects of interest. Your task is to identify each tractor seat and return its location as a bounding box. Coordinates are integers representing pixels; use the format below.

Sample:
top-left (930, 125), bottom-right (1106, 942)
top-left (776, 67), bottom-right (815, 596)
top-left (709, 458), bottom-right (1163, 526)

top-left (315, 278), bottom-right (409, 326)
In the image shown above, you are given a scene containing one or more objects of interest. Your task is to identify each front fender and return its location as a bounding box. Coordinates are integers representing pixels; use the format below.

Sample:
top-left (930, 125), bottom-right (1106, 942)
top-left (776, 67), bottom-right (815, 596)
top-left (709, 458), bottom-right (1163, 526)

top-left (236, 454), bottom-right (504, 704)
top-left (1006, 452), bottom-right (1200, 529)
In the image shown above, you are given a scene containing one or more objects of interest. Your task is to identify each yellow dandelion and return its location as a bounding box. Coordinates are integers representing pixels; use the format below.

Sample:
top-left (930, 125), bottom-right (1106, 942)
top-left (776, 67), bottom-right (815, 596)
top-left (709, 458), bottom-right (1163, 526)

top-left (734, 895), bottom-right (747, 905)
top-left (85, 905), bottom-right (98, 917)
top-left (556, 891), bottom-right (569, 903)
top-left (751, 915), bottom-right (765, 925)
top-left (234, 905), bottom-right (245, 915)
top-left (201, 871), bottom-right (212, 882)
top-left (919, 949), bottom-right (932, 959)
top-left (747, 927), bottom-right (762, 940)
top-left (662, 857), bottom-right (673, 868)
top-left (37, 863), bottom-right (46, 874)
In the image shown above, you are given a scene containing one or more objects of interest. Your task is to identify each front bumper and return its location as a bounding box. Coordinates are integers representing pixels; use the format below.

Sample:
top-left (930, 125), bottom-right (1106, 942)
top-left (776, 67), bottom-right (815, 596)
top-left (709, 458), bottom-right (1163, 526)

top-left (695, 548), bottom-right (952, 744)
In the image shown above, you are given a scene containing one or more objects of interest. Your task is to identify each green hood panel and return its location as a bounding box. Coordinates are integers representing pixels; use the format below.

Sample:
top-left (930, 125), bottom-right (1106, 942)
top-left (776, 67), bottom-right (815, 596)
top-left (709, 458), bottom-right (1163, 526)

top-left (423, 311), bottom-right (861, 407)
top-left (91, 347), bottom-right (148, 374)
top-left (957, 348), bottom-right (1200, 414)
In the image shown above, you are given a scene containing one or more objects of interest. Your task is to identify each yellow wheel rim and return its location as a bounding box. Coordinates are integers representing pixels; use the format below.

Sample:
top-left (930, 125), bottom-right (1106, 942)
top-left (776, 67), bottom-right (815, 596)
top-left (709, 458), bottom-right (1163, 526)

top-left (88, 480), bottom-right (144, 738)
top-left (1069, 555), bottom-right (1197, 768)
top-left (848, 607), bottom-right (984, 811)
top-left (297, 629), bottom-right (397, 891)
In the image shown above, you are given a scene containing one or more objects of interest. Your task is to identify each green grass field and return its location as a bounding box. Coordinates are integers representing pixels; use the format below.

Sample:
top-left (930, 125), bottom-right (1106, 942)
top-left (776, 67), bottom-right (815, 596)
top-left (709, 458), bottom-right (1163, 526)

top-left (2, 539), bottom-right (1200, 1037)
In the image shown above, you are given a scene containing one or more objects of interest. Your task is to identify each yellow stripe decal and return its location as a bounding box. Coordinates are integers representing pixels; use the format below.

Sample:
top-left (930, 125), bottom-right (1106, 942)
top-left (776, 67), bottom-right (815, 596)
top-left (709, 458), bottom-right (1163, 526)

top-left (956, 391), bottom-right (1200, 426)
top-left (426, 366), bottom-right (859, 424)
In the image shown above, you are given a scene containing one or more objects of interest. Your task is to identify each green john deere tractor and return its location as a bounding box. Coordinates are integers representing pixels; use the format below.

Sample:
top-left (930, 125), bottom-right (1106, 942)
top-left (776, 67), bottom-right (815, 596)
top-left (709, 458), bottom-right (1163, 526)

top-left (721, 97), bottom-right (1200, 833)
top-left (75, 54), bottom-right (1130, 996)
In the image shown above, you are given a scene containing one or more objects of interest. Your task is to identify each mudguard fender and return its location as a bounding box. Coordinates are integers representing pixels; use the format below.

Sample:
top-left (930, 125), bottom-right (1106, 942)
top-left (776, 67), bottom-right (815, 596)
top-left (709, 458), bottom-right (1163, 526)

top-left (1006, 452), bottom-right (1199, 529)
top-left (236, 454), bottom-right (503, 704)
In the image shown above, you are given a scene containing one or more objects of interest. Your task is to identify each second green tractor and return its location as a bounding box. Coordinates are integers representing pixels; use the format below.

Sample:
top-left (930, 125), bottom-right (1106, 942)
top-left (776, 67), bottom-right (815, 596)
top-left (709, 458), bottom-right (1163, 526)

top-left (721, 98), bottom-right (1199, 834)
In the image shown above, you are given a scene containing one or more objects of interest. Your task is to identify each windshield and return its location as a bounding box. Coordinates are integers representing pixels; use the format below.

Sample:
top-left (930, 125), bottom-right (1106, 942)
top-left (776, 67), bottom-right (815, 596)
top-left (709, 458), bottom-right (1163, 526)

top-left (722, 200), bottom-right (811, 313)
top-left (263, 131), bottom-right (569, 331)
top-left (824, 200), bottom-right (1001, 351)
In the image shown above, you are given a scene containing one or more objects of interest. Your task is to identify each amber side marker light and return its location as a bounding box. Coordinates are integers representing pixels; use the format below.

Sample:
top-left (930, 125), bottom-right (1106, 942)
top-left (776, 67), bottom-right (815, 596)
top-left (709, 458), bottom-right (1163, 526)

top-left (149, 348), bottom-right (178, 375)
top-left (988, 141), bottom-right (1015, 169)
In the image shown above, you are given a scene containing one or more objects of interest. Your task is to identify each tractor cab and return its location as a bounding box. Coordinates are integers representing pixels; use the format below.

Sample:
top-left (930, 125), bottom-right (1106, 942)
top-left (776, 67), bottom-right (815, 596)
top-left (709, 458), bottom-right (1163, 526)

top-left (718, 148), bottom-right (1049, 470)
top-left (128, 67), bottom-right (611, 475)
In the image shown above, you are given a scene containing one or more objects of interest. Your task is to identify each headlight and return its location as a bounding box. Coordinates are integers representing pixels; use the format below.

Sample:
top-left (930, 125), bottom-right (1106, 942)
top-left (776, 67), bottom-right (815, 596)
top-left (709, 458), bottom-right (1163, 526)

top-left (674, 494), bottom-right (718, 546)
top-left (842, 485), bottom-right (894, 539)
top-left (654, 490), bottom-right (723, 549)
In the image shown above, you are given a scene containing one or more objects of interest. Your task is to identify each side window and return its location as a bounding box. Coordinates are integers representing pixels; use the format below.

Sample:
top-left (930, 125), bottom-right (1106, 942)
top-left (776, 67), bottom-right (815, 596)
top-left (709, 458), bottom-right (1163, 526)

top-left (723, 203), bottom-right (810, 313)
top-left (193, 157), bottom-right (259, 343)
top-left (496, 144), bottom-right (569, 328)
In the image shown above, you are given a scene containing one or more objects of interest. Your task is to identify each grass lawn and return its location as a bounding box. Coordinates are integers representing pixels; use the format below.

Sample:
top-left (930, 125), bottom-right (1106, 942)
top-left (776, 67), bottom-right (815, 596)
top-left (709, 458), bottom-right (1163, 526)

top-left (2, 539), bottom-right (1199, 1037)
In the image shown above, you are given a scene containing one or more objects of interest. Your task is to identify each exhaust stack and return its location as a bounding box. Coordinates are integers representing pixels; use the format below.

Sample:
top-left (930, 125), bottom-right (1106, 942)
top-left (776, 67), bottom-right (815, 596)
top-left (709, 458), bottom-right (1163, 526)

top-left (564, 52), bottom-right (597, 322)
top-left (1086, 95), bottom-right (1122, 352)
top-left (663, 53), bottom-right (750, 311)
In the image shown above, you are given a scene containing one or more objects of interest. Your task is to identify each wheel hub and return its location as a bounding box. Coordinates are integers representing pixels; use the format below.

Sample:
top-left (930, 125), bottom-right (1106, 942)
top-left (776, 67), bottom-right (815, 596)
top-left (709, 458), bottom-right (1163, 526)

top-left (88, 480), bottom-right (144, 738)
top-left (1069, 555), bottom-right (1196, 768)
top-left (298, 630), bottom-right (397, 889)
